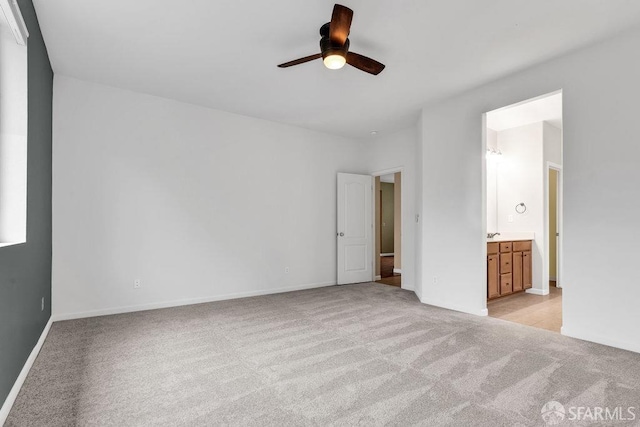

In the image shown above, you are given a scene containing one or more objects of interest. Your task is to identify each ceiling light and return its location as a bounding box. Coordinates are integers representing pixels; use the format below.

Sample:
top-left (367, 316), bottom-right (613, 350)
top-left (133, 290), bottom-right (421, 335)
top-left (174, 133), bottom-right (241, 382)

top-left (370, 131), bottom-right (378, 136)
top-left (323, 53), bottom-right (346, 70)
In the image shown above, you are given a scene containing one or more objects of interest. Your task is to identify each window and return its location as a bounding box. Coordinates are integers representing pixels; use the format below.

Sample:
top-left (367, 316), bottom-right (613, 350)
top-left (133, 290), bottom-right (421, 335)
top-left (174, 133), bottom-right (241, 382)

top-left (0, 0), bottom-right (28, 247)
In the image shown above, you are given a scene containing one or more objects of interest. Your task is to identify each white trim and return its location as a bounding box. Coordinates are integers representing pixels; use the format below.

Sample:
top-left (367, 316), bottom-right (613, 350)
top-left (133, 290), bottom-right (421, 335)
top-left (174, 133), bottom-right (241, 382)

top-left (374, 275), bottom-right (382, 280)
top-left (393, 268), bottom-right (402, 274)
top-left (480, 112), bottom-right (489, 316)
top-left (52, 281), bottom-right (335, 321)
top-left (561, 326), bottom-right (640, 354)
top-left (486, 89), bottom-right (563, 116)
top-left (420, 296), bottom-right (488, 317)
top-left (0, 241), bottom-right (26, 248)
top-left (0, 0), bottom-right (29, 45)
top-left (0, 318), bottom-right (52, 425)
top-left (370, 167), bottom-right (404, 178)
top-left (380, 253), bottom-right (394, 257)
top-left (546, 162), bottom-right (563, 289)
top-left (525, 288), bottom-right (550, 296)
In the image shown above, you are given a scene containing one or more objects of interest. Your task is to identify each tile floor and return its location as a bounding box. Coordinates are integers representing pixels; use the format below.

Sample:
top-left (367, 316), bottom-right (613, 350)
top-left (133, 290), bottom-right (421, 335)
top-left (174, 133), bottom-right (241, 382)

top-left (487, 283), bottom-right (562, 332)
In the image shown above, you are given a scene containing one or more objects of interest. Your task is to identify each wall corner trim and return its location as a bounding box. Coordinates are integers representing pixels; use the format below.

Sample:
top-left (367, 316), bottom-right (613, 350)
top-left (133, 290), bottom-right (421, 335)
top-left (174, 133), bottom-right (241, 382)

top-left (0, 317), bottom-right (52, 424)
top-left (525, 288), bottom-right (549, 296)
top-left (420, 297), bottom-right (488, 317)
top-left (561, 326), bottom-right (640, 354)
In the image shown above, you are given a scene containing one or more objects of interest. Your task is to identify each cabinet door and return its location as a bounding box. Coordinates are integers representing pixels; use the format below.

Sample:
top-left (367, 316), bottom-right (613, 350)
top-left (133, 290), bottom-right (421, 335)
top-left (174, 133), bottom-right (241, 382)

top-left (487, 255), bottom-right (499, 299)
top-left (523, 251), bottom-right (532, 289)
top-left (513, 251), bottom-right (523, 291)
top-left (500, 273), bottom-right (513, 295)
top-left (500, 253), bottom-right (512, 274)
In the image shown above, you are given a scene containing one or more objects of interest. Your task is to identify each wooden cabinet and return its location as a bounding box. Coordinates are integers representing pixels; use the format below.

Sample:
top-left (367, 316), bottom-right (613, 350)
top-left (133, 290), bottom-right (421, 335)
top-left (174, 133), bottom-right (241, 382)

top-left (487, 254), bottom-right (500, 298)
top-left (487, 240), bottom-right (532, 299)
top-left (522, 251), bottom-right (532, 289)
top-left (500, 273), bottom-right (513, 294)
top-left (512, 251), bottom-right (523, 292)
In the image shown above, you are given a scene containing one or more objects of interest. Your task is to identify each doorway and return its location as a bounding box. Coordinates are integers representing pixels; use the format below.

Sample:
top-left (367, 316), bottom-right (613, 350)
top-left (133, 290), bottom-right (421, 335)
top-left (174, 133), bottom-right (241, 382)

top-left (548, 165), bottom-right (562, 288)
top-left (483, 91), bottom-right (564, 333)
top-left (374, 172), bottom-right (401, 287)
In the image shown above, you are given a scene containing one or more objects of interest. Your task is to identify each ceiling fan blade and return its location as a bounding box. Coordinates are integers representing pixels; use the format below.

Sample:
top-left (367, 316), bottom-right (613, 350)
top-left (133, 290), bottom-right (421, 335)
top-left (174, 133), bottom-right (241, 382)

top-left (277, 53), bottom-right (322, 68)
top-left (329, 4), bottom-right (353, 45)
top-left (346, 52), bottom-right (385, 75)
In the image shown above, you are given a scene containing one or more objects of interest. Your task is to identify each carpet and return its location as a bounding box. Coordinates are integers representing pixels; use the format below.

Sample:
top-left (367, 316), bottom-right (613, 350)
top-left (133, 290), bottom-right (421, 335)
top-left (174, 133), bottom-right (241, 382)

top-left (6, 283), bottom-right (640, 426)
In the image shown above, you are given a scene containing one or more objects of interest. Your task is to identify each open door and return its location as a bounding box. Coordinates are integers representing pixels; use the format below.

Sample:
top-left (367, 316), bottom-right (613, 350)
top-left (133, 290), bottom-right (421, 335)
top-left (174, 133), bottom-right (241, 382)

top-left (337, 173), bottom-right (373, 285)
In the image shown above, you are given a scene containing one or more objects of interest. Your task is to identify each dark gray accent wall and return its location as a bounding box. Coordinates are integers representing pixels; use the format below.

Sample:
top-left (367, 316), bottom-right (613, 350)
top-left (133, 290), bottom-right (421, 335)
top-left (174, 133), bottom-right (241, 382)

top-left (0, 0), bottom-right (52, 405)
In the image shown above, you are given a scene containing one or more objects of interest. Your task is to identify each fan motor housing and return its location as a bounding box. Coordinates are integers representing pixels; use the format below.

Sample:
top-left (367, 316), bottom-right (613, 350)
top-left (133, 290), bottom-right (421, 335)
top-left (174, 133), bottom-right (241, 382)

top-left (320, 36), bottom-right (349, 60)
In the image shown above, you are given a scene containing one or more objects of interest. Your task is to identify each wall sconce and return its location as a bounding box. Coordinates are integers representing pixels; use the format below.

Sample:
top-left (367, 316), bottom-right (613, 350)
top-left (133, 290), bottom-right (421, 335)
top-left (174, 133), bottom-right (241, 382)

top-left (486, 148), bottom-right (502, 158)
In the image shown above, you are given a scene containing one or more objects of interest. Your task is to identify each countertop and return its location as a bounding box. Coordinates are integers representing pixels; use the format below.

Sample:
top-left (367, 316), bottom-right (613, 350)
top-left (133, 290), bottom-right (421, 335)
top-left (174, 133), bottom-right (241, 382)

top-left (487, 232), bottom-right (535, 243)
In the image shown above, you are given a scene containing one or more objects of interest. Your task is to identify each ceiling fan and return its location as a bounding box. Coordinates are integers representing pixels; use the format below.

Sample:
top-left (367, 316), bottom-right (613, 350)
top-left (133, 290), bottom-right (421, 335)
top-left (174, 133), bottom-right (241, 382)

top-left (277, 4), bottom-right (385, 75)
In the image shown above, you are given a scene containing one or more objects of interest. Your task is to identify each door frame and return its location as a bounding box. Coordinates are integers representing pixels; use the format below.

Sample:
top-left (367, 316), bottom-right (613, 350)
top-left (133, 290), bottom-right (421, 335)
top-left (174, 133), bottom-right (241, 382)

top-left (371, 167), bottom-right (404, 288)
top-left (546, 162), bottom-right (563, 288)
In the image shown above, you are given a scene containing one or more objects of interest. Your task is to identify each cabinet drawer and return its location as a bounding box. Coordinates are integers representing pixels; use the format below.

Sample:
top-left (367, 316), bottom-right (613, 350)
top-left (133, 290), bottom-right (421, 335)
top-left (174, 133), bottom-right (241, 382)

top-left (487, 242), bottom-right (499, 254)
top-left (499, 242), bottom-right (512, 253)
top-left (500, 253), bottom-right (512, 274)
top-left (513, 240), bottom-right (532, 252)
top-left (500, 273), bottom-right (513, 295)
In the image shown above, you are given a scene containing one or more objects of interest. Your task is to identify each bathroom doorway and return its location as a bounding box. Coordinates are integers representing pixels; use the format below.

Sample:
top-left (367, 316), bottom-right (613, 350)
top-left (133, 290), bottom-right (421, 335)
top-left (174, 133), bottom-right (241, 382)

top-left (373, 171), bottom-right (401, 287)
top-left (483, 91), bottom-right (564, 333)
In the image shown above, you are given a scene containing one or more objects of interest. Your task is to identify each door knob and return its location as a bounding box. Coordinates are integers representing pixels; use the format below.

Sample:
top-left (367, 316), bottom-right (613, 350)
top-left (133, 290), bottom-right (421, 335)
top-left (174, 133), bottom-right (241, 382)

top-left (337, 232), bottom-right (344, 237)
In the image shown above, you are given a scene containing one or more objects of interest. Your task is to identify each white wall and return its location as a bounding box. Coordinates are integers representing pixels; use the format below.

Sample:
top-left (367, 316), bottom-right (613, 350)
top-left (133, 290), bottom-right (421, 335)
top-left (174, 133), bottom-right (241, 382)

top-left (496, 123), bottom-right (545, 293)
top-left (52, 76), bottom-right (369, 318)
top-left (419, 26), bottom-right (640, 352)
top-left (364, 126), bottom-right (418, 291)
top-left (0, 18), bottom-right (27, 244)
top-left (486, 129), bottom-right (498, 232)
top-left (544, 122), bottom-right (562, 165)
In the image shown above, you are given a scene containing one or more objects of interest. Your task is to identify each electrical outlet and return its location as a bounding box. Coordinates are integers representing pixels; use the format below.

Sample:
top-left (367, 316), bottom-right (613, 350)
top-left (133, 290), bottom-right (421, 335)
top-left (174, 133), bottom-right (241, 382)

top-left (41, 297), bottom-right (44, 311)
top-left (134, 279), bottom-right (141, 289)
top-left (285, 267), bottom-right (290, 274)
top-left (508, 214), bottom-right (514, 223)
top-left (433, 276), bottom-right (438, 284)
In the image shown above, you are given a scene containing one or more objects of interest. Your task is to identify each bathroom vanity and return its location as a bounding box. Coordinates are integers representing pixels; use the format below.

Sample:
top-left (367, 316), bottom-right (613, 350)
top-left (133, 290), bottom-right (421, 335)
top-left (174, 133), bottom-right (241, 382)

top-left (487, 239), bottom-right (532, 299)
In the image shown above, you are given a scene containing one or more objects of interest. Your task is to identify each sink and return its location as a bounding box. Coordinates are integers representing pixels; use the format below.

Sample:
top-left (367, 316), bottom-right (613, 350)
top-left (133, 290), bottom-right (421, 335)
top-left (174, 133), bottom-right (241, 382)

top-left (487, 232), bottom-right (535, 242)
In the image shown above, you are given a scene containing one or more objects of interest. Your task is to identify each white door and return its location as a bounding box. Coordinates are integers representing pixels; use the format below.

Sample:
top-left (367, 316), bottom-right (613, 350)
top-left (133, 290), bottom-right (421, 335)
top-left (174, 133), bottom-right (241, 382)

top-left (337, 173), bottom-right (373, 285)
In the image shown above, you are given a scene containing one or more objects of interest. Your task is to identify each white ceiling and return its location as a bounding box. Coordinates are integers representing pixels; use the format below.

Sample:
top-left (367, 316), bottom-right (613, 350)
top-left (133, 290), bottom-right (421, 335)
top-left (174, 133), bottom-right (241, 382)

top-left (487, 92), bottom-right (562, 131)
top-left (380, 174), bottom-right (394, 183)
top-left (33, 0), bottom-right (640, 138)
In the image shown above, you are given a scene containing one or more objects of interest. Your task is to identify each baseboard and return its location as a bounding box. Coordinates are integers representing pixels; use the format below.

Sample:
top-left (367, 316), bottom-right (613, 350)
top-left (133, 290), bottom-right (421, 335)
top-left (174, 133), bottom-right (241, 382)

top-left (380, 253), bottom-right (394, 257)
top-left (419, 297), bottom-right (488, 317)
top-left (561, 326), bottom-right (640, 354)
top-left (0, 317), bottom-right (53, 425)
top-left (525, 288), bottom-right (549, 296)
top-left (374, 275), bottom-right (382, 280)
top-left (393, 268), bottom-right (402, 274)
top-left (51, 281), bottom-right (336, 321)
top-left (549, 276), bottom-right (557, 281)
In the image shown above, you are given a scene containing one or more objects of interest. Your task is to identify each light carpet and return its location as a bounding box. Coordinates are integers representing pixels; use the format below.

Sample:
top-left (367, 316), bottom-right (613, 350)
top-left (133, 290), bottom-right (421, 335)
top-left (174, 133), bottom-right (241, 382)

top-left (6, 283), bottom-right (640, 426)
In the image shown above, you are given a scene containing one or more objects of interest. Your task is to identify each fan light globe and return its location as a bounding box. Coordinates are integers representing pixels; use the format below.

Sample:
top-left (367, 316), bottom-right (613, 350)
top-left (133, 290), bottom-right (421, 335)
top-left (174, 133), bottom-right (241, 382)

top-left (323, 54), bottom-right (346, 70)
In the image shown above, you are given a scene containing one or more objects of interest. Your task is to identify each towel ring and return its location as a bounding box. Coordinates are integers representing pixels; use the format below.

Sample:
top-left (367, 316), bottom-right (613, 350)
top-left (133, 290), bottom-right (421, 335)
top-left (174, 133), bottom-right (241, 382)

top-left (515, 203), bottom-right (527, 214)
